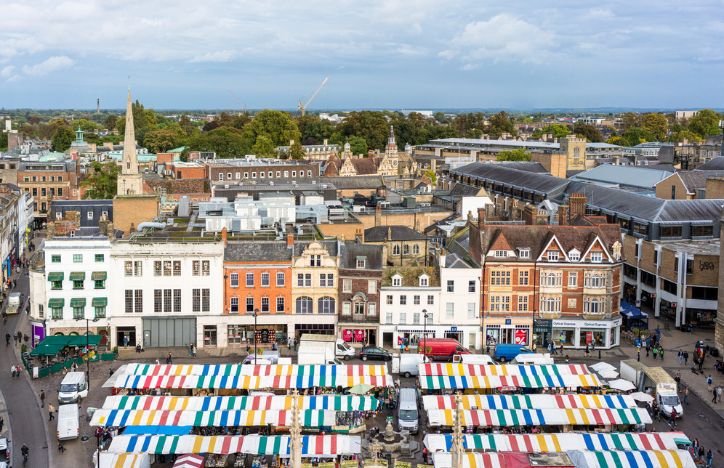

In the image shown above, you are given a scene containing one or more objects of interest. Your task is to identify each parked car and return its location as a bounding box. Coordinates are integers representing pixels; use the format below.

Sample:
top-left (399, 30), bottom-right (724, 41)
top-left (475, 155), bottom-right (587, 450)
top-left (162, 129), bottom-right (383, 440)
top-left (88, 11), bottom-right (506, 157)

top-left (359, 346), bottom-right (392, 361)
top-left (493, 343), bottom-right (534, 362)
top-left (418, 338), bottom-right (470, 362)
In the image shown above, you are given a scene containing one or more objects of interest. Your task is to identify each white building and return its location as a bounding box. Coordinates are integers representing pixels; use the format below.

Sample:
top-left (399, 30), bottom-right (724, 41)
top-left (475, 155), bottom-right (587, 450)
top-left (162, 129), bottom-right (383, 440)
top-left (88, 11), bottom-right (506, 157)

top-left (109, 238), bottom-right (224, 349)
top-left (379, 269), bottom-right (441, 349)
top-left (438, 252), bottom-right (482, 350)
top-left (40, 236), bottom-right (112, 337)
top-left (199, 194), bottom-right (296, 232)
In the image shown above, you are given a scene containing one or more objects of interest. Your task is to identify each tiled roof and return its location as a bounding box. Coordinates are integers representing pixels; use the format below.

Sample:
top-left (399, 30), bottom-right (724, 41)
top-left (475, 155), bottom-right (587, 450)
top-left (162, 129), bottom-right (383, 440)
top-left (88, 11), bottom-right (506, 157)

top-left (350, 157), bottom-right (381, 175)
top-left (292, 240), bottom-right (339, 257)
top-left (696, 157), bottom-right (724, 170)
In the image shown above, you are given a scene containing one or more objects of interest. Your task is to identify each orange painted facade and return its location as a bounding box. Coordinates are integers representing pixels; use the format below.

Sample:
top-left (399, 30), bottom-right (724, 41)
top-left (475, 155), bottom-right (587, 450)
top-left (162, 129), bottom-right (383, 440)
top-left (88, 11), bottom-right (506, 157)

top-left (223, 262), bottom-right (293, 315)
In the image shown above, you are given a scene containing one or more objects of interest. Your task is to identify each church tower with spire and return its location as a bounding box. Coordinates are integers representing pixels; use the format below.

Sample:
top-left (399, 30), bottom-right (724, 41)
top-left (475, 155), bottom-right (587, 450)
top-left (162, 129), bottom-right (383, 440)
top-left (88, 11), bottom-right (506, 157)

top-left (378, 125), bottom-right (400, 176)
top-left (116, 89), bottom-right (144, 196)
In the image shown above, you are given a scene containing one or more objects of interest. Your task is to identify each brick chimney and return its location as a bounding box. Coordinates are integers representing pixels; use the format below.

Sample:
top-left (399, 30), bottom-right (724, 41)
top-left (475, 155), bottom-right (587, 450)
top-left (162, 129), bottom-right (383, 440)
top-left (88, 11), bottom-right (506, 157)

top-left (221, 227), bottom-right (228, 246)
top-left (375, 203), bottom-right (382, 227)
top-left (569, 193), bottom-right (587, 220)
top-left (477, 207), bottom-right (486, 230)
top-left (287, 232), bottom-right (294, 247)
top-left (558, 205), bottom-right (569, 226)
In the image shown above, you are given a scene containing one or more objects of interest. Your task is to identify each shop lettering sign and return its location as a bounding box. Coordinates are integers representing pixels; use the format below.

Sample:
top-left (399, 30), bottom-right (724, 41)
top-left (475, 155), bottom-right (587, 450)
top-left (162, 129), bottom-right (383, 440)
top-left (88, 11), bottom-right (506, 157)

top-left (699, 261), bottom-right (715, 271)
top-left (552, 320), bottom-right (577, 328)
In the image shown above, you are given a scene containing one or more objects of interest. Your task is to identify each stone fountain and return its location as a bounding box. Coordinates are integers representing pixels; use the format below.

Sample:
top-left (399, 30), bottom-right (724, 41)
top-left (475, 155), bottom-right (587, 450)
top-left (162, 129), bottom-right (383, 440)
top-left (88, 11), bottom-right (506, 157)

top-left (365, 418), bottom-right (420, 462)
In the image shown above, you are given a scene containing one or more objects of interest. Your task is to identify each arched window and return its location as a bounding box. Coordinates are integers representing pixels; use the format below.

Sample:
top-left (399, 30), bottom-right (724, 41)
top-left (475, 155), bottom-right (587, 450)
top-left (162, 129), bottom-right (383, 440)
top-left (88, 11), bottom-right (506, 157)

top-left (412, 244), bottom-right (420, 255)
top-left (296, 296), bottom-right (313, 314)
top-left (318, 297), bottom-right (336, 314)
top-left (403, 244), bottom-right (410, 255)
top-left (392, 245), bottom-right (400, 255)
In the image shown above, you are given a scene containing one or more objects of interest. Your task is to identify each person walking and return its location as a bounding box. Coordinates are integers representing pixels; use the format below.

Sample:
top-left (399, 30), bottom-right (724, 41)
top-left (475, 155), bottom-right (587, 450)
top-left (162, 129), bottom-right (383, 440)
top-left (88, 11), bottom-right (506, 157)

top-left (713, 387), bottom-right (718, 403)
top-left (652, 346), bottom-right (658, 360)
top-left (706, 449), bottom-right (713, 467)
top-left (717, 386), bottom-right (722, 404)
top-left (637, 347), bottom-right (641, 362)
top-left (0, 416), bottom-right (4, 433)
top-left (40, 389), bottom-right (45, 408)
top-left (191, 344), bottom-right (197, 358)
top-left (659, 346), bottom-right (664, 360)
top-left (707, 374), bottom-right (713, 391)
top-left (683, 386), bottom-right (689, 405)
top-left (166, 353), bottom-right (172, 365)
top-left (684, 351), bottom-right (689, 366)
top-left (48, 403), bottom-right (55, 421)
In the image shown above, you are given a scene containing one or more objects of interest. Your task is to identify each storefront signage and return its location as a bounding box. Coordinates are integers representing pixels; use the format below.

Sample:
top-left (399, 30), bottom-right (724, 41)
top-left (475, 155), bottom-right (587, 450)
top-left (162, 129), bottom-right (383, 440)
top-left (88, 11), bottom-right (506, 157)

top-left (514, 329), bottom-right (528, 345)
top-left (450, 326), bottom-right (457, 332)
top-left (552, 319), bottom-right (619, 329)
top-left (505, 319), bottom-right (512, 325)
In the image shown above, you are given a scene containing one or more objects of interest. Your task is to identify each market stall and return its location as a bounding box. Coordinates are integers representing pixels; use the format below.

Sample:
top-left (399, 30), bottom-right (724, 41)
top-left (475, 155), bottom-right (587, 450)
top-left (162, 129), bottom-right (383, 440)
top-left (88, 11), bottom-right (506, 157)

top-left (102, 394), bottom-right (379, 411)
top-left (423, 432), bottom-right (689, 453)
top-left (91, 409), bottom-right (336, 428)
top-left (422, 394), bottom-right (636, 411)
top-left (425, 407), bottom-right (651, 428)
top-left (566, 449), bottom-right (695, 468)
top-left (419, 373), bottom-right (602, 391)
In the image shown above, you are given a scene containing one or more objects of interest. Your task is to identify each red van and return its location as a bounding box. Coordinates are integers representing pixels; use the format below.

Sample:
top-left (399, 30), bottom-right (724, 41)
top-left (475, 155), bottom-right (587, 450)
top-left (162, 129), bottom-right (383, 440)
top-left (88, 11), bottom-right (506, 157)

top-left (418, 338), bottom-right (470, 361)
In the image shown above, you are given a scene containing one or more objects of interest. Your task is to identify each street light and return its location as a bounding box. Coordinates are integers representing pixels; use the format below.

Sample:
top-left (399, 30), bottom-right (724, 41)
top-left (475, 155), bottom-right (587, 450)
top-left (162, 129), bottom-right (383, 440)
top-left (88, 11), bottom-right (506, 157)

top-left (74, 315), bottom-right (99, 390)
top-left (253, 308), bottom-right (259, 360)
top-left (422, 309), bottom-right (429, 360)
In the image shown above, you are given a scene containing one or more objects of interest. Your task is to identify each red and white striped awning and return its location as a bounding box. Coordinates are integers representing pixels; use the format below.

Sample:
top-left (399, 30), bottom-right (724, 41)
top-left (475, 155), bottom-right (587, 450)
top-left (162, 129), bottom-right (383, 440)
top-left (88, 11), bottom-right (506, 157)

top-left (173, 454), bottom-right (204, 468)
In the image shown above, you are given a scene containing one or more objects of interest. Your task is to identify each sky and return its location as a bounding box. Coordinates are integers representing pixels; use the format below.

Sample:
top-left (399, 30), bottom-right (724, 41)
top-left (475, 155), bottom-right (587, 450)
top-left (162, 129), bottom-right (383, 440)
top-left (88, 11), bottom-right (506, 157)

top-left (1, 0), bottom-right (723, 110)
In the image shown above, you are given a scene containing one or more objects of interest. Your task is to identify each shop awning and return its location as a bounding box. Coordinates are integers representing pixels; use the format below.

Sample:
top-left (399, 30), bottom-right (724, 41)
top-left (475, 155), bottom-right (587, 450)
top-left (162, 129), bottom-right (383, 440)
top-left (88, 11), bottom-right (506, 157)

top-left (92, 297), bottom-right (108, 307)
top-left (423, 432), bottom-right (685, 453)
top-left (69, 271), bottom-right (86, 281)
top-left (566, 450), bottom-right (696, 468)
top-left (419, 363), bottom-right (592, 377)
top-left (107, 434), bottom-right (362, 457)
top-left (48, 298), bottom-right (65, 308)
top-left (123, 425), bottom-right (192, 436)
top-left (422, 394), bottom-right (636, 411)
top-left (103, 394), bottom-right (379, 412)
top-left (97, 452), bottom-right (150, 468)
top-left (90, 409), bottom-right (336, 428)
top-left (91, 271), bottom-right (107, 281)
top-left (418, 373), bottom-right (602, 390)
top-left (47, 272), bottom-right (64, 282)
top-left (70, 298), bottom-right (86, 308)
top-left (29, 334), bottom-right (102, 356)
top-left (425, 408), bottom-right (651, 427)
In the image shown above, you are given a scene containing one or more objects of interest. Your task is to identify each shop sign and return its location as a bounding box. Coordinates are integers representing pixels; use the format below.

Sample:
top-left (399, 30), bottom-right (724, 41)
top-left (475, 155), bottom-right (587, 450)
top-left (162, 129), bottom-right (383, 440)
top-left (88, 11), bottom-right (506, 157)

top-left (514, 329), bottom-right (528, 345)
top-left (552, 319), bottom-right (617, 329)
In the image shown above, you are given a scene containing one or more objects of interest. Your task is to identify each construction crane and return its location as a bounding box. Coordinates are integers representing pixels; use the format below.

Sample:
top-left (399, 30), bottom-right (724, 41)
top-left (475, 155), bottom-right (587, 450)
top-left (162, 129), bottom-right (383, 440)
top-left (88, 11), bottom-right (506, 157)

top-left (298, 77), bottom-right (328, 116)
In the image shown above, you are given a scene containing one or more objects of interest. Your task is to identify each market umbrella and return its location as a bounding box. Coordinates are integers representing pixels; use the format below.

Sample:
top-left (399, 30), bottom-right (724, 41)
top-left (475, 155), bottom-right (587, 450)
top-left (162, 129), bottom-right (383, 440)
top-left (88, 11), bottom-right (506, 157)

top-left (173, 454), bottom-right (205, 468)
top-left (630, 392), bottom-right (654, 403)
top-left (598, 369), bottom-right (619, 379)
top-left (349, 384), bottom-right (374, 395)
top-left (590, 362), bottom-right (616, 373)
top-left (606, 379), bottom-right (636, 392)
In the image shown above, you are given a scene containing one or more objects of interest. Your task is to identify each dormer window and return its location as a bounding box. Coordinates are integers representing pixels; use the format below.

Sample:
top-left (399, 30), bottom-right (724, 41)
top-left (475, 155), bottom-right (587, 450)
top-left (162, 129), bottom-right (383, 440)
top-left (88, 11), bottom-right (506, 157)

top-left (356, 257), bottom-right (366, 269)
top-left (392, 275), bottom-right (402, 287)
top-left (568, 249), bottom-right (580, 262)
top-left (518, 248), bottom-right (530, 259)
top-left (419, 275), bottom-right (429, 287)
top-left (591, 252), bottom-right (603, 263)
top-left (547, 251), bottom-right (559, 262)
top-left (494, 250), bottom-right (506, 258)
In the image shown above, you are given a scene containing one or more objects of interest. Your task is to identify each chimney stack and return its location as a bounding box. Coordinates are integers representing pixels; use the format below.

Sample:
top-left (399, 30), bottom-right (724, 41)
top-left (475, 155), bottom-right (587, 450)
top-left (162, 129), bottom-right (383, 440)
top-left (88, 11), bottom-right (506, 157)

top-left (375, 203), bottom-right (382, 227)
top-left (569, 193), bottom-right (587, 220)
top-left (221, 227), bottom-right (228, 246)
top-left (477, 207), bottom-right (486, 230)
top-left (558, 205), bottom-right (569, 226)
top-left (287, 232), bottom-right (294, 248)
top-left (439, 248), bottom-right (447, 268)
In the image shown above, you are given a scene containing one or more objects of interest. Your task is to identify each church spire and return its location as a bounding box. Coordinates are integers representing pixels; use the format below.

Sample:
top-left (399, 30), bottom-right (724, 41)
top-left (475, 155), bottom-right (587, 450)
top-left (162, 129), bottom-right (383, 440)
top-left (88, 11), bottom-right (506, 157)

top-left (121, 89), bottom-right (138, 176)
top-left (387, 125), bottom-right (396, 146)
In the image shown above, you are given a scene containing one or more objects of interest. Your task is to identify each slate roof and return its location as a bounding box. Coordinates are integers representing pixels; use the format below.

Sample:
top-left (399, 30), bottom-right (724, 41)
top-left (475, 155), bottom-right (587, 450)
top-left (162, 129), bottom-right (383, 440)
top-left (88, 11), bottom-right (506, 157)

top-left (445, 252), bottom-right (473, 268)
top-left (224, 241), bottom-right (293, 262)
top-left (491, 161), bottom-right (548, 173)
top-left (453, 163), bottom-right (569, 195)
top-left (697, 157), bottom-right (724, 171)
top-left (339, 241), bottom-right (383, 270)
top-left (569, 164), bottom-right (672, 190)
top-left (448, 183), bottom-right (484, 197)
top-left (668, 171), bottom-right (724, 194)
top-left (321, 176), bottom-right (394, 190)
top-left (364, 225), bottom-right (427, 242)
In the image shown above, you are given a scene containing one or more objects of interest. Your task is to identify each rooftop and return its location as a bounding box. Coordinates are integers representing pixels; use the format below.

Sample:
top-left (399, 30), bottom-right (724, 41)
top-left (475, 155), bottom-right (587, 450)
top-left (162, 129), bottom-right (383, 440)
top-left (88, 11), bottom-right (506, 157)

top-left (655, 239), bottom-right (720, 256)
top-left (570, 164), bottom-right (673, 190)
top-left (364, 225), bottom-right (427, 242)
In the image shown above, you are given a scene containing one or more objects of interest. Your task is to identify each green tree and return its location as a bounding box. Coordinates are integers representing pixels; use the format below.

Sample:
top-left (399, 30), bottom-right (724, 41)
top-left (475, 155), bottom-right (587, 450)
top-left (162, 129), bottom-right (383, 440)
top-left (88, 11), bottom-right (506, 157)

top-left (451, 113), bottom-right (486, 137)
top-left (423, 169), bottom-right (438, 187)
top-left (296, 114), bottom-right (334, 144)
top-left (0, 132), bottom-right (7, 151)
top-left (348, 136), bottom-right (368, 156)
top-left (251, 134), bottom-right (276, 157)
top-left (486, 111), bottom-right (517, 138)
top-left (51, 126), bottom-right (74, 152)
top-left (242, 110), bottom-right (301, 152)
top-left (669, 129), bottom-right (703, 143)
top-left (82, 161), bottom-right (120, 199)
top-left (572, 123), bottom-right (603, 142)
top-left (340, 111), bottom-right (389, 150)
top-left (620, 112), bottom-right (641, 131)
top-left (189, 126), bottom-right (248, 158)
top-left (104, 114), bottom-right (118, 131)
top-left (619, 127), bottom-right (648, 146)
top-left (641, 113), bottom-right (668, 141)
top-left (689, 109), bottom-right (721, 138)
top-left (496, 148), bottom-right (530, 161)
top-left (143, 125), bottom-right (187, 153)
top-left (74, 118), bottom-right (103, 133)
top-left (289, 140), bottom-right (305, 160)
top-left (115, 100), bottom-right (159, 146)
top-left (541, 123), bottom-right (570, 139)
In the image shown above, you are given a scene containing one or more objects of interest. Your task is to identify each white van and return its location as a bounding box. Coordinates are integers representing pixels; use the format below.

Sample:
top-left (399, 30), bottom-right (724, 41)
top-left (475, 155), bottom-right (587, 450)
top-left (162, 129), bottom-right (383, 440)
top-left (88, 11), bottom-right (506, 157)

top-left (398, 354), bottom-right (429, 378)
top-left (453, 354), bottom-right (496, 365)
top-left (58, 371), bottom-right (88, 404)
top-left (513, 353), bottom-right (554, 365)
top-left (57, 403), bottom-right (79, 440)
top-left (398, 388), bottom-right (419, 434)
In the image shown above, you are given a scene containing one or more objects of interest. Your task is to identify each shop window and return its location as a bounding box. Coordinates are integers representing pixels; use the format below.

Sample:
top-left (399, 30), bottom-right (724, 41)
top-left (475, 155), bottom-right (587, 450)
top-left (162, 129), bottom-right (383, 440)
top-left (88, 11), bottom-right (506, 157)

top-left (227, 325), bottom-right (243, 345)
top-left (691, 287), bottom-right (717, 300)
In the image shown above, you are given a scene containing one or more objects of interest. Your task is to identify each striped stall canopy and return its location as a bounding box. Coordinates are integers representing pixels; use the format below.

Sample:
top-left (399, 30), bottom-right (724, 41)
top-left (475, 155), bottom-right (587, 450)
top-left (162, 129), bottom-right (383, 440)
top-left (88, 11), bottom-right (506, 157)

top-left (121, 363), bottom-right (389, 378)
top-left (90, 409), bottom-right (335, 428)
top-left (112, 372), bottom-right (392, 390)
top-left (432, 452), bottom-right (507, 468)
top-left (567, 449), bottom-right (696, 468)
top-left (419, 373), bottom-right (601, 390)
top-left (107, 434), bottom-right (362, 457)
top-left (426, 408), bottom-right (651, 427)
top-left (103, 395), bottom-right (379, 412)
top-left (98, 452), bottom-right (150, 468)
top-left (422, 394), bottom-right (636, 411)
top-left (423, 432), bottom-right (687, 453)
top-left (419, 363), bottom-right (591, 377)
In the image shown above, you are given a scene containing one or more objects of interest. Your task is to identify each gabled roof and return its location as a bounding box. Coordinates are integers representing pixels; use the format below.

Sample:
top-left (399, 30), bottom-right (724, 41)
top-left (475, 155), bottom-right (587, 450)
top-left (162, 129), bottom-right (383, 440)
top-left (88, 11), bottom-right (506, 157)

top-left (349, 157), bottom-right (381, 175)
top-left (696, 157), bottom-right (724, 171)
top-left (453, 163), bottom-right (569, 196)
top-left (445, 253), bottom-right (474, 269)
top-left (339, 241), bottom-right (383, 270)
top-left (364, 225), bottom-right (426, 242)
top-left (224, 241), bottom-right (293, 262)
top-left (668, 170), bottom-right (724, 194)
top-left (293, 240), bottom-right (339, 257)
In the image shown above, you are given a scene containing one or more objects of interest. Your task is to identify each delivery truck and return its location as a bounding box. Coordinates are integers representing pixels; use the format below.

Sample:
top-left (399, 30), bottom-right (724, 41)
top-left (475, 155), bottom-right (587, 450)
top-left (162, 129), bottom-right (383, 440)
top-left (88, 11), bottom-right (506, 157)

top-left (297, 334), bottom-right (355, 364)
top-left (620, 360), bottom-right (682, 418)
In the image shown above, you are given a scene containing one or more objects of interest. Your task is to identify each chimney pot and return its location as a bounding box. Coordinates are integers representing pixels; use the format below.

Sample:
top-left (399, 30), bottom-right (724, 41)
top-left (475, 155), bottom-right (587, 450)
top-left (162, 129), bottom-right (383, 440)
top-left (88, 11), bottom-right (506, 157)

top-left (287, 232), bottom-right (294, 247)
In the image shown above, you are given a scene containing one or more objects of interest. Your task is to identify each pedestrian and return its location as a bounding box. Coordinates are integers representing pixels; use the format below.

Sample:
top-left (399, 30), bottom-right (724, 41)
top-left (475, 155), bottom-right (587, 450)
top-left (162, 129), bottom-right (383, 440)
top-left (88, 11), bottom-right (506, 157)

top-left (40, 389), bottom-right (45, 408)
top-left (48, 403), bottom-right (55, 421)
top-left (683, 386), bottom-right (689, 405)
top-left (188, 343), bottom-right (193, 357)
top-left (707, 374), bottom-right (713, 391)
top-left (717, 386), bottom-right (722, 404)
top-left (585, 344), bottom-right (589, 357)
top-left (637, 348), bottom-right (641, 362)
top-left (706, 449), bottom-right (713, 467)
top-left (109, 368), bottom-right (114, 377)
top-left (713, 387), bottom-right (718, 403)
top-left (0, 416), bottom-right (4, 433)
top-left (684, 351), bottom-right (689, 366)
top-left (646, 343), bottom-right (650, 357)
top-left (652, 346), bottom-right (658, 360)
top-left (166, 352), bottom-right (172, 365)
top-left (192, 344), bottom-right (197, 358)
top-left (659, 347), bottom-right (664, 360)
top-left (677, 350), bottom-right (682, 365)
top-left (9, 365), bottom-right (14, 378)
top-left (58, 442), bottom-right (65, 453)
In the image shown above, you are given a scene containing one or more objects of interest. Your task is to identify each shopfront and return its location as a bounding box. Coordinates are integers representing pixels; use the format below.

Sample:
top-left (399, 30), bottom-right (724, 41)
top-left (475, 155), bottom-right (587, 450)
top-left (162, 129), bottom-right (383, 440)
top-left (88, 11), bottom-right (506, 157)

top-left (533, 319), bottom-right (553, 348)
top-left (339, 326), bottom-right (377, 346)
top-left (483, 318), bottom-right (532, 347)
top-left (295, 323), bottom-right (334, 340)
top-left (552, 317), bottom-right (622, 350)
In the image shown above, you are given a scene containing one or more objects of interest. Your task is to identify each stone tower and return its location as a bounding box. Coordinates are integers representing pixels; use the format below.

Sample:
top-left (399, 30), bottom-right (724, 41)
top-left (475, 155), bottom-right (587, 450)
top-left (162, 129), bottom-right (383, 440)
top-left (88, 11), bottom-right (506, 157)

top-left (116, 89), bottom-right (144, 196)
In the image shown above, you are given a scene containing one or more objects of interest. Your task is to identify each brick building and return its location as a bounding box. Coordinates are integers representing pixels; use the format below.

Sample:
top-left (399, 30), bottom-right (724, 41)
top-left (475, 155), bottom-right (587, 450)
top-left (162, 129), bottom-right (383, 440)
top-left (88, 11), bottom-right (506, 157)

top-left (18, 159), bottom-right (79, 219)
top-left (468, 208), bottom-right (623, 350)
top-left (206, 157), bottom-right (322, 185)
top-left (337, 241), bottom-right (383, 346)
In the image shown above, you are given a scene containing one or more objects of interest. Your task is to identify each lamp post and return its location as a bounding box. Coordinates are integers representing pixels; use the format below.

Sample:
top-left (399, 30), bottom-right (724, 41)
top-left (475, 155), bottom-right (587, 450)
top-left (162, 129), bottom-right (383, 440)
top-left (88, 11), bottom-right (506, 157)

top-left (75, 315), bottom-right (99, 390)
top-left (422, 309), bottom-right (429, 360)
top-left (253, 308), bottom-right (259, 360)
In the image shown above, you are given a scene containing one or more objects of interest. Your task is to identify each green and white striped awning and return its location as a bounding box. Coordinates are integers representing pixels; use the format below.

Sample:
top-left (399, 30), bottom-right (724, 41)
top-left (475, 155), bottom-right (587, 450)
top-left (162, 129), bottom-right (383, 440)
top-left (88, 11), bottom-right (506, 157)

top-left (47, 272), bottom-right (64, 282)
top-left (70, 298), bottom-right (87, 308)
top-left (69, 272), bottom-right (86, 281)
top-left (48, 298), bottom-right (65, 308)
top-left (91, 272), bottom-right (107, 281)
top-left (92, 298), bottom-right (108, 307)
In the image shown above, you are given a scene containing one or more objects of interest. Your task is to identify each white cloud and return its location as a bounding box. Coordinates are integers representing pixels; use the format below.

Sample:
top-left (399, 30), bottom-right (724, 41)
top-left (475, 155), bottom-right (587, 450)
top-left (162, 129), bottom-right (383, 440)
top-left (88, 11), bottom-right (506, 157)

top-left (0, 65), bottom-right (18, 81)
top-left (441, 14), bottom-right (557, 66)
top-left (189, 50), bottom-right (235, 63)
top-left (585, 8), bottom-right (615, 19)
top-left (21, 55), bottom-right (74, 76)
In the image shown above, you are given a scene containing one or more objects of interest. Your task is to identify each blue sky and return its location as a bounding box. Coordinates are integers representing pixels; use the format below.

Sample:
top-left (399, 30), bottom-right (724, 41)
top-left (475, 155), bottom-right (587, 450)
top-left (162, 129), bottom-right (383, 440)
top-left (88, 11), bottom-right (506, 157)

top-left (1, 0), bottom-right (723, 109)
